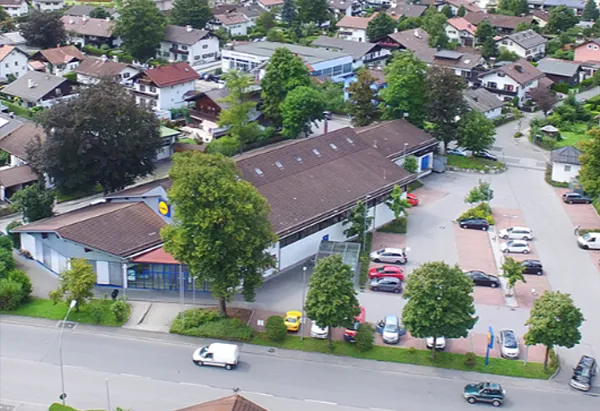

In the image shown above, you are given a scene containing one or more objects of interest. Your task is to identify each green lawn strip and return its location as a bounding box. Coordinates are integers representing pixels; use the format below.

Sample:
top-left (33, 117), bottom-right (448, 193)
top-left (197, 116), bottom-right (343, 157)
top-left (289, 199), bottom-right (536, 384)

top-left (48, 404), bottom-right (103, 411)
top-left (0, 298), bottom-right (130, 327)
top-left (251, 333), bottom-right (553, 379)
top-left (556, 130), bottom-right (590, 148)
top-left (447, 155), bottom-right (505, 172)
top-left (54, 184), bottom-right (103, 203)
top-left (177, 137), bottom-right (197, 144)
top-left (377, 218), bottom-right (406, 234)
top-left (407, 179), bottom-right (424, 191)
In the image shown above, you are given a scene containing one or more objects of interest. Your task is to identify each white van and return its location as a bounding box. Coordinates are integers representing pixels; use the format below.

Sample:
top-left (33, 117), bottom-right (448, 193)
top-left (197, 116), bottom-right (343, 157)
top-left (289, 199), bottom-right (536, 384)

top-left (578, 232), bottom-right (600, 250)
top-left (192, 343), bottom-right (239, 370)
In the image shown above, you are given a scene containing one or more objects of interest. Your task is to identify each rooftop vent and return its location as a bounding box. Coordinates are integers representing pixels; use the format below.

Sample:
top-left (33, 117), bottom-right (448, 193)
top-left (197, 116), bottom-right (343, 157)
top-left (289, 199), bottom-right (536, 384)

top-left (275, 160), bottom-right (283, 169)
top-left (186, 25), bottom-right (193, 32)
top-left (414, 30), bottom-right (421, 38)
top-left (329, 143), bottom-right (338, 151)
top-left (312, 148), bottom-right (321, 157)
top-left (515, 64), bottom-right (523, 73)
top-left (255, 167), bottom-right (264, 176)
top-left (294, 154), bottom-right (303, 163)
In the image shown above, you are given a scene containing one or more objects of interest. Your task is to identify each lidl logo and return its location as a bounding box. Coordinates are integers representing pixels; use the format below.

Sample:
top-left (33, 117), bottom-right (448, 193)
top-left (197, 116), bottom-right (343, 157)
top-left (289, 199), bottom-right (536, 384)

top-left (158, 199), bottom-right (170, 217)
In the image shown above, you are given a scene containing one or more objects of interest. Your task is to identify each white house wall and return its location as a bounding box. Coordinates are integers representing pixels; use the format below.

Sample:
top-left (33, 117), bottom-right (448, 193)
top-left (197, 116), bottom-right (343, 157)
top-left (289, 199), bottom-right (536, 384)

top-left (485, 107), bottom-right (503, 119)
top-left (20, 233), bottom-right (36, 257)
top-left (337, 27), bottom-right (367, 42)
top-left (159, 36), bottom-right (220, 67)
top-left (551, 162), bottom-right (581, 183)
top-left (158, 81), bottom-right (195, 111)
top-left (0, 50), bottom-right (28, 82)
top-left (96, 261), bottom-right (110, 285)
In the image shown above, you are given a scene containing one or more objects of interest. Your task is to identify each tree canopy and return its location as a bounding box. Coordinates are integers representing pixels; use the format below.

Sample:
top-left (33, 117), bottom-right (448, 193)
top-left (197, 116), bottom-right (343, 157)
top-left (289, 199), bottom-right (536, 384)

top-left (162, 153), bottom-right (277, 316)
top-left (501, 256), bottom-right (526, 293)
top-left (27, 80), bottom-right (162, 195)
top-left (49, 258), bottom-right (96, 311)
top-left (476, 20), bottom-right (498, 59)
top-left (386, 184), bottom-right (412, 220)
top-left (546, 5), bottom-right (579, 34)
top-left (296, 0), bottom-right (329, 24)
top-left (583, 0), bottom-right (600, 21)
top-left (347, 68), bottom-right (379, 127)
top-left (282, 0), bottom-right (297, 24)
top-left (170, 0), bottom-right (213, 29)
top-left (464, 180), bottom-right (494, 204)
top-left (21, 11), bottom-right (66, 49)
top-left (366, 12), bottom-right (397, 41)
top-left (421, 8), bottom-right (448, 48)
top-left (578, 128), bottom-right (600, 195)
top-left (10, 184), bottom-right (54, 223)
top-left (343, 200), bottom-right (373, 239)
top-left (115, 0), bottom-right (167, 61)
top-left (498, 0), bottom-right (529, 16)
top-left (281, 86), bottom-right (327, 138)
top-left (0, 8), bottom-right (15, 34)
top-left (530, 87), bottom-right (558, 115)
top-left (458, 110), bottom-right (495, 153)
top-left (90, 7), bottom-right (112, 19)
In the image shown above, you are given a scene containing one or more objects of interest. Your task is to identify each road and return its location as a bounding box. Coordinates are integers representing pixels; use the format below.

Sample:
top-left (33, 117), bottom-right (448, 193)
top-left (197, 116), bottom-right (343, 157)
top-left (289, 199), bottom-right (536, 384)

top-left (1, 322), bottom-right (598, 411)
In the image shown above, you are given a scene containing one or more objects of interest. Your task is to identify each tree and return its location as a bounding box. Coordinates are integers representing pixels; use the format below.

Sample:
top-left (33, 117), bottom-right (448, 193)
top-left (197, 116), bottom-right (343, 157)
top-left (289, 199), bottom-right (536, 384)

top-left (305, 254), bottom-right (360, 348)
top-left (476, 20), bottom-right (498, 59)
top-left (162, 153), bottom-right (277, 316)
top-left (441, 5), bottom-right (453, 18)
top-left (0, 8), bottom-right (15, 33)
top-left (546, 5), bottom-right (579, 34)
top-left (261, 48), bottom-right (311, 126)
top-left (579, 128), bottom-right (600, 195)
top-left (170, 0), bottom-right (212, 29)
top-left (90, 7), bottom-right (112, 19)
top-left (319, 80), bottom-right (346, 114)
top-left (115, 0), bottom-right (166, 61)
top-left (343, 200), bottom-right (373, 238)
top-left (421, 8), bottom-right (448, 48)
top-left (403, 155), bottom-right (418, 173)
top-left (397, 16), bottom-right (422, 31)
top-left (583, 0), bottom-right (600, 21)
top-left (498, 47), bottom-right (520, 62)
top-left (465, 180), bottom-right (494, 204)
top-left (49, 259), bottom-right (96, 311)
top-left (457, 5), bottom-right (466, 17)
top-left (282, 0), bottom-right (297, 24)
top-left (458, 111), bottom-right (495, 153)
top-left (10, 184), bottom-right (54, 223)
top-left (524, 291), bottom-right (584, 369)
top-left (20, 11), bottom-right (66, 49)
top-left (257, 12), bottom-right (277, 33)
top-left (530, 87), bottom-right (558, 115)
top-left (386, 184), bottom-right (412, 220)
top-left (425, 66), bottom-right (468, 152)
top-left (514, 22), bottom-right (534, 33)
top-left (380, 51), bottom-right (428, 127)
top-left (367, 12), bottom-right (397, 41)
top-left (501, 256), bottom-right (526, 295)
top-left (281, 86), bottom-right (326, 138)
top-left (402, 261), bottom-right (477, 358)
top-left (296, 0), bottom-right (329, 24)
top-left (347, 68), bottom-right (379, 127)
top-left (27, 80), bottom-right (162, 195)
top-left (217, 70), bottom-right (261, 149)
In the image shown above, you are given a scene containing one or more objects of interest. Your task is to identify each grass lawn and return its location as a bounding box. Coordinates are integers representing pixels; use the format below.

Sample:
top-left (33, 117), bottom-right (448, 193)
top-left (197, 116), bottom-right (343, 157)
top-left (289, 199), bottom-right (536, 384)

top-left (557, 123), bottom-right (590, 148)
top-left (54, 184), bottom-right (104, 203)
top-left (177, 137), bottom-right (197, 144)
top-left (447, 155), bottom-right (505, 172)
top-left (251, 333), bottom-right (555, 380)
top-left (49, 404), bottom-right (103, 411)
top-left (0, 298), bottom-right (130, 327)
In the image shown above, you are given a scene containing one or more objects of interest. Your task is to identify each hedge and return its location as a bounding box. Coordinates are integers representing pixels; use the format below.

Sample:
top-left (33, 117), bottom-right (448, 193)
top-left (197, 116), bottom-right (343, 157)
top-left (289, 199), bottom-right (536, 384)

top-left (458, 202), bottom-right (494, 225)
top-left (170, 308), bottom-right (254, 342)
top-left (377, 217), bottom-right (407, 234)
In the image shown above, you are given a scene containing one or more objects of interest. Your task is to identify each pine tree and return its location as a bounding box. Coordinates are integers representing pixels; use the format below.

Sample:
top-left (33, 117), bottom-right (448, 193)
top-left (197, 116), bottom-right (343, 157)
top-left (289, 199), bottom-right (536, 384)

top-left (347, 68), bottom-right (379, 127)
top-left (282, 0), bottom-right (297, 24)
top-left (583, 0), bottom-right (600, 21)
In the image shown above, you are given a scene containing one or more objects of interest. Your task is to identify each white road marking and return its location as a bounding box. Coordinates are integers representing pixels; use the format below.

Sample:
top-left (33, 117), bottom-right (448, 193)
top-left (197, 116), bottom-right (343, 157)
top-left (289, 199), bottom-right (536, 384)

top-left (305, 399), bottom-right (338, 405)
top-left (244, 391), bottom-right (274, 397)
top-left (120, 373), bottom-right (146, 378)
top-left (370, 408), bottom-right (395, 411)
top-left (178, 381), bottom-right (210, 388)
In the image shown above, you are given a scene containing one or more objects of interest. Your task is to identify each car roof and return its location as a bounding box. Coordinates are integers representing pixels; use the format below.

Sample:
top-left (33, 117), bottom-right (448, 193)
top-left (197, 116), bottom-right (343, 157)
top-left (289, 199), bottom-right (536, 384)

top-left (286, 310), bottom-right (302, 316)
top-left (500, 328), bottom-right (515, 335)
top-left (486, 382), bottom-right (502, 390)
top-left (379, 276), bottom-right (400, 282)
top-left (509, 240), bottom-right (529, 245)
top-left (522, 259), bottom-right (540, 264)
top-left (380, 247), bottom-right (404, 253)
top-left (384, 314), bottom-right (399, 323)
top-left (508, 226), bottom-right (531, 231)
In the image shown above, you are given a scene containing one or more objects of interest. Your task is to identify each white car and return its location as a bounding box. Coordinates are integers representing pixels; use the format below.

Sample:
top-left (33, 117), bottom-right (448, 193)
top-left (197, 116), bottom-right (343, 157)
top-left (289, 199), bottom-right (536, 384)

top-left (500, 240), bottom-right (530, 254)
top-left (370, 247), bottom-right (407, 264)
top-left (499, 329), bottom-right (520, 359)
top-left (426, 336), bottom-right (446, 350)
top-left (310, 321), bottom-right (328, 339)
top-left (498, 226), bottom-right (533, 241)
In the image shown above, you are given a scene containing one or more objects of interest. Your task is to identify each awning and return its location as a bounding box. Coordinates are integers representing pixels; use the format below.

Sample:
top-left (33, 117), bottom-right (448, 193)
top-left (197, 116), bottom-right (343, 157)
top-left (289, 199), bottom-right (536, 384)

top-left (132, 246), bottom-right (180, 264)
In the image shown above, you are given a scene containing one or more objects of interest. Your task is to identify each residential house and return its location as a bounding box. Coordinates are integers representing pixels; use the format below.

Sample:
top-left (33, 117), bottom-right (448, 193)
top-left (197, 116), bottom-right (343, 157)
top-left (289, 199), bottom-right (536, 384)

top-left (329, 0), bottom-right (363, 17)
top-left (530, 0), bottom-right (585, 16)
top-left (574, 38), bottom-right (600, 63)
top-left (446, 0), bottom-right (482, 14)
top-left (174, 395), bottom-right (267, 411)
top-left (74, 56), bottom-right (140, 85)
top-left (497, 30), bottom-right (547, 61)
top-left (446, 17), bottom-right (477, 47)
top-left (210, 11), bottom-right (254, 36)
top-left (238, 5), bottom-right (263, 23)
top-left (343, 67), bottom-right (386, 101)
top-left (536, 57), bottom-right (581, 86)
top-left (550, 146), bottom-right (582, 183)
top-left (0, 0), bottom-right (28, 17)
top-left (30, 45), bottom-right (84, 76)
top-left (0, 45), bottom-right (29, 82)
top-left (311, 36), bottom-right (390, 70)
top-left (464, 12), bottom-right (534, 34)
top-left (531, 9), bottom-right (549, 28)
top-left (0, 32), bottom-right (26, 48)
top-left (65, 4), bottom-right (118, 17)
top-left (130, 62), bottom-right (201, 112)
top-left (32, 0), bottom-right (64, 12)
top-left (1, 71), bottom-right (75, 108)
top-left (157, 126), bottom-right (180, 161)
top-left (463, 87), bottom-right (505, 119)
top-left (159, 25), bottom-right (220, 67)
top-left (336, 15), bottom-right (375, 42)
top-left (478, 59), bottom-right (549, 105)
top-left (385, 3), bottom-right (427, 19)
top-left (61, 15), bottom-right (121, 48)
top-left (579, 61), bottom-right (600, 83)
top-left (257, 0), bottom-right (283, 11)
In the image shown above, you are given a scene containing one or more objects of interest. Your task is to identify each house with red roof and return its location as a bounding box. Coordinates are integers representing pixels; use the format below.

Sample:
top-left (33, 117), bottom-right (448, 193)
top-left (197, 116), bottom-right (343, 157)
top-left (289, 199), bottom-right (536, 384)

top-left (0, 44), bottom-right (28, 82)
top-left (130, 62), bottom-right (200, 112)
top-left (445, 17), bottom-right (478, 47)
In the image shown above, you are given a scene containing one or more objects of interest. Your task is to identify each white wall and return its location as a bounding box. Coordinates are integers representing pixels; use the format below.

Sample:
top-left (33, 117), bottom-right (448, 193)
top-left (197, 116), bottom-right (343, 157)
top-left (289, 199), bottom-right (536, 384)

top-left (97, 261), bottom-right (110, 285)
top-left (21, 233), bottom-right (36, 256)
top-left (1, 2), bottom-right (28, 17)
top-left (158, 81), bottom-right (196, 111)
top-left (499, 40), bottom-right (546, 60)
top-left (0, 49), bottom-right (28, 82)
top-left (485, 106), bottom-right (503, 119)
top-left (481, 71), bottom-right (537, 104)
top-left (34, 0), bottom-right (64, 12)
top-left (222, 49), bottom-right (269, 74)
top-left (551, 162), bottom-right (581, 183)
top-left (159, 36), bottom-right (220, 67)
top-left (337, 27), bottom-right (367, 43)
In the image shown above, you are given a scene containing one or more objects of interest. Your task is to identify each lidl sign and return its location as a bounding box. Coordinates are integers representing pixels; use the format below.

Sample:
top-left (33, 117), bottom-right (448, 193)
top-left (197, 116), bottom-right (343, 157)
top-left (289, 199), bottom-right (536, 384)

top-left (158, 199), bottom-right (170, 217)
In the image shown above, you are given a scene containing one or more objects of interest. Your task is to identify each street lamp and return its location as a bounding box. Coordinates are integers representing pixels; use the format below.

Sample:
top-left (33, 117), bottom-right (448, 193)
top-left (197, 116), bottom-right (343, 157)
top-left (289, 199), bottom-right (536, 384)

top-left (301, 266), bottom-right (307, 341)
top-left (59, 300), bottom-right (77, 405)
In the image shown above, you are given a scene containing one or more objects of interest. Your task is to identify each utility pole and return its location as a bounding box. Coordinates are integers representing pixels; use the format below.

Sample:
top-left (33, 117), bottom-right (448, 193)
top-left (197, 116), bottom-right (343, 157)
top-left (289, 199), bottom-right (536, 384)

top-left (301, 266), bottom-right (307, 341)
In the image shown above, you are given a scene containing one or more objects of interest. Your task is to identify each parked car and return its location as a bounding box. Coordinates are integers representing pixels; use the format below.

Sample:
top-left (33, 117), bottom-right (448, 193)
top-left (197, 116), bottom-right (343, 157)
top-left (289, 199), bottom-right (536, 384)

top-left (284, 310), bottom-right (302, 332)
top-left (473, 150), bottom-right (498, 161)
top-left (375, 315), bottom-right (406, 345)
top-left (447, 147), bottom-right (467, 157)
top-left (368, 265), bottom-right (405, 281)
top-left (459, 217), bottom-right (489, 231)
top-left (343, 306), bottom-right (366, 342)
top-left (500, 240), bottom-right (530, 254)
top-left (192, 343), bottom-right (239, 370)
top-left (407, 193), bottom-right (419, 206)
top-left (578, 232), bottom-right (600, 250)
top-left (465, 270), bottom-right (501, 288)
top-left (498, 226), bottom-right (533, 240)
top-left (369, 277), bottom-right (403, 293)
top-left (370, 247), bottom-right (407, 264)
top-left (570, 355), bottom-right (597, 391)
top-left (463, 382), bottom-right (505, 407)
top-left (562, 192), bottom-right (592, 204)
top-left (521, 259), bottom-right (543, 275)
top-left (310, 321), bottom-right (328, 339)
top-left (426, 336), bottom-right (446, 350)
top-left (498, 329), bottom-right (520, 359)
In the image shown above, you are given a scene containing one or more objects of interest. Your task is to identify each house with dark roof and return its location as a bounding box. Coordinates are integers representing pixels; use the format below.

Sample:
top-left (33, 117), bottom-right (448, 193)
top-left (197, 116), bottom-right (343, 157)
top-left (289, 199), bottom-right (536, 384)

top-left (30, 45), bottom-right (85, 76)
top-left (61, 15), bottom-right (121, 48)
top-left (496, 30), bottom-right (547, 61)
top-left (386, 3), bottom-right (427, 18)
top-left (336, 14), bottom-right (376, 42)
top-left (531, 0), bottom-right (585, 16)
top-left (74, 56), bottom-right (140, 85)
top-left (463, 87), bottom-right (505, 119)
top-left (464, 12), bottom-right (534, 34)
top-left (328, 0), bottom-right (363, 18)
top-left (1, 71), bottom-right (75, 108)
top-left (159, 25), bottom-right (220, 67)
top-left (478, 59), bottom-right (550, 105)
top-left (130, 62), bottom-right (201, 112)
top-left (209, 10), bottom-right (255, 36)
top-left (0, 44), bottom-right (28, 82)
top-left (0, 0), bottom-right (28, 17)
top-left (536, 57), bottom-right (581, 86)
top-left (65, 4), bottom-right (117, 17)
top-left (550, 146), bottom-right (582, 183)
top-left (311, 35), bottom-right (390, 69)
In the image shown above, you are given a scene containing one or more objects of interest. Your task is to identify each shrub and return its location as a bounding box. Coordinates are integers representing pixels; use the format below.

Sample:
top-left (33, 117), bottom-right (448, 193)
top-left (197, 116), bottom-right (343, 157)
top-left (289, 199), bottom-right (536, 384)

top-left (408, 346), bottom-right (417, 354)
top-left (6, 220), bottom-right (22, 249)
top-left (111, 299), bottom-right (129, 322)
top-left (88, 301), bottom-right (106, 324)
top-left (82, 44), bottom-right (103, 56)
top-left (7, 269), bottom-right (32, 299)
top-left (377, 217), bottom-right (407, 234)
top-left (464, 352), bottom-right (477, 367)
top-left (0, 247), bottom-right (16, 273)
top-left (551, 83), bottom-right (570, 94)
top-left (63, 72), bottom-right (77, 82)
top-left (457, 202), bottom-right (494, 225)
top-left (548, 349), bottom-right (559, 371)
top-left (514, 132), bottom-right (523, 138)
top-left (355, 323), bottom-right (375, 352)
top-left (265, 315), bottom-right (287, 342)
top-left (182, 308), bottom-right (221, 328)
top-left (171, 316), bottom-right (254, 342)
top-left (0, 235), bottom-right (13, 252)
top-left (0, 278), bottom-right (24, 310)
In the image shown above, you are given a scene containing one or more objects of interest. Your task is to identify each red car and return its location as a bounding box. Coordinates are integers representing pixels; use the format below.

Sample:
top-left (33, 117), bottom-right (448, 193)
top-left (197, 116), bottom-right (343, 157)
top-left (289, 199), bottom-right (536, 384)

top-left (407, 193), bottom-right (419, 206)
top-left (343, 306), bottom-right (366, 342)
top-left (368, 266), bottom-right (405, 281)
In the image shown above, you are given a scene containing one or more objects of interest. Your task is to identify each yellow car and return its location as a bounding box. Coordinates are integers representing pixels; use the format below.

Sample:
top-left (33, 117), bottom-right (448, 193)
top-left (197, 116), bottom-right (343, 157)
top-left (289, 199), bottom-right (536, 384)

top-left (284, 310), bottom-right (302, 332)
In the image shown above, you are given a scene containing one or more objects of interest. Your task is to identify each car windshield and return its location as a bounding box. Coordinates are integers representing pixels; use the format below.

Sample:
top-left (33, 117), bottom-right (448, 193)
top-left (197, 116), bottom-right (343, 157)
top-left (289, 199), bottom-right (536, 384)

top-left (583, 233), bottom-right (591, 240)
top-left (376, 248), bottom-right (386, 254)
top-left (384, 324), bottom-right (397, 333)
top-left (376, 267), bottom-right (386, 273)
top-left (503, 332), bottom-right (518, 348)
top-left (286, 317), bottom-right (297, 323)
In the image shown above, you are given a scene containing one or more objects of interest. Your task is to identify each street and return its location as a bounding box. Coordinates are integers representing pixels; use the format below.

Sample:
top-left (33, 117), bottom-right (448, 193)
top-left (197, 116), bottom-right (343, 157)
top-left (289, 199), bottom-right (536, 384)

top-left (1, 322), bottom-right (598, 411)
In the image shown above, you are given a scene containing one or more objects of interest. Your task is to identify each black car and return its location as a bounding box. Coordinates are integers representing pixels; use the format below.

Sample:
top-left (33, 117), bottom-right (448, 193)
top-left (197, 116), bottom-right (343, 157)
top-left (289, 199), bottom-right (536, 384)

top-left (465, 270), bottom-right (501, 288)
top-left (521, 259), bottom-right (543, 275)
top-left (369, 277), bottom-right (403, 293)
top-left (459, 218), bottom-right (489, 231)
top-left (473, 151), bottom-right (498, 161)
top-left (562, 192), bottom-right (592, 204)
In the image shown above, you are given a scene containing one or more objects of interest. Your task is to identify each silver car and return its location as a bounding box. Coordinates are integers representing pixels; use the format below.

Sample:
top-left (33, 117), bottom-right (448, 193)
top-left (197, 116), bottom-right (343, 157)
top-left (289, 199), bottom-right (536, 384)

top-left (499, 329), bottom-right (520, 359)
top-left (370, 247), bottom-right (407, 264)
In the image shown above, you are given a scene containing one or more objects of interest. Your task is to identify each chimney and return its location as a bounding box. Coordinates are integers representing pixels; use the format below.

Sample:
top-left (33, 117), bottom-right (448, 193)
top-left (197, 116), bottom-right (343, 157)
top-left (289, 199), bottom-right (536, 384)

top-left (473, 96), bottom-right (479, 102)
top-left (112, 55), bottom-right (118, 62)
top-left (102, 54), bottom-right (108, 62)
top-left (515, 64), bottom-right (523, 73)
top-left (82, 15), bottom-right (88, 22)
top-left (28, 78), bottom-right (35, 88)
top-left (186, 25), bottom-right (193, 32)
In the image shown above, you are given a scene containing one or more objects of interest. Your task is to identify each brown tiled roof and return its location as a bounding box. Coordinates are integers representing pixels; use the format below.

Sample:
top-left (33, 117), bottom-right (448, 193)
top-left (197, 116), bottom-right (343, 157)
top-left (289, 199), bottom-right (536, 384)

top-left (0, 122), bottom-right (45, 160)
top-left (0, 165), bottom-right (37, 188)
top-left (74, 57), bottom-right (130, 78)
top-left (38, 45), bottom-right (85, 65)
top-left (215, 12), bottom-right (249, 25)
top-left (61, 16), bottom-right (115, 38)
top-left (141, 62), bottom-right (201, 88)
top-left (174, 395), bottom-right (267, 411)
top-left (235, 127), bottom-right (413, 236)
top-left (447, 0), bottom-right (481, 13)
top-left (490, 58), bottom-right (545, 86)
top-left (0, 45), bottom-right (15, 62)
top-left (106, 177), bottom-right (172, 198)
top-left (337, 14), bottom-right (375, 30)
top-left (14, 202), bottom-right (167, 257)
top-left (538, 76), bottom-right (554, 88)
top-left (387, 28), bottom-right (430, 51)
top-left (355, 119), bottom-right (437, 159)
top-left (531, 9), bottom-right (549, 21)
top-left (464, 12), bottom-right (533, 30)
top-left (368, 68), bottom-right (386, 86)
top-left (258, 0), bottom-right (283, 6)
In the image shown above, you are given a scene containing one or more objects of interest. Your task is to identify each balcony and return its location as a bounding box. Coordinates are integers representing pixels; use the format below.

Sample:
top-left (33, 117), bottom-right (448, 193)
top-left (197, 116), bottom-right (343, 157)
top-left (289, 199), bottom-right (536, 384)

top-left (484, 86), bottom-right (517, 97)
top-left (170, 46), bottom-right (189, 55)
top-left (130, 86), bottom-right (159, 97)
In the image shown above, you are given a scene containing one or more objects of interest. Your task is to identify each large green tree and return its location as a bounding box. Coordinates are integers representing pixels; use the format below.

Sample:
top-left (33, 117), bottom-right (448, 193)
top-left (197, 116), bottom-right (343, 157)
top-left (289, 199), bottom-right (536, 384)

top-left (305, 254), bottom-right (360, 348)
top-left (347, 68), bottom-right (379, 127)
top-left (296, 0), bottom-right (329, 24)
top-left (10, 184), bottom-right (55, 223)
top-left (261, 48), bottom-right (312, 126)
top-left (366, 12), bottom-right (397, 41)
top-left (162, 153), bottom-right (277, 316)
top-left (583, 0), bottom-right (600, 21)
top-left (281, 86), bottom-right (327, 138)
top-left (546, 5), bottom-right (579, 34)
top-left (476, 20), bottom-right (498, 59)
top-left (380, 51), bottom-right (428, 127)
top-left (458, 110), bottom-right (495, 153)
top-left (578, 128), bottom-right (600, 195)
top-left (525, 291), bottom-right (584, 369)
top-left (421, 7), bottom-right (448, 48)
top-left (501, 256), bottom-right (526, 296)
top-left (20, 11), bottom-right (66, 49)
top-left (89, 7), bottom-right (112, 19)
top-left (170, 0), bottom-right (212, 29)
top-left (49, 259), bottom-right (96, 311)
top-left (115, 0), bottom-right (166, 61)
top-left (402, 261), bottom-right (477, 358)
top-left (0, 8), bottom-right (16, 33)
top-left (386, 184), bottom-right (412, 220)
top-left (343, 200), bottom-right (373, 239)
top-left (27, 80), bottom-right (162, 195)
top-left (498, 0), bottom-right (529, 16)
top-left (282, 0), bottom-right (297, 24)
